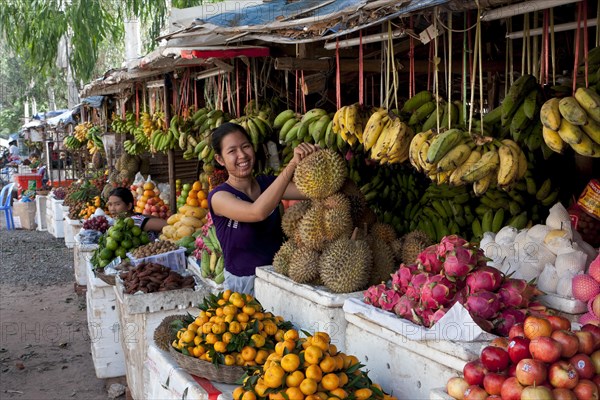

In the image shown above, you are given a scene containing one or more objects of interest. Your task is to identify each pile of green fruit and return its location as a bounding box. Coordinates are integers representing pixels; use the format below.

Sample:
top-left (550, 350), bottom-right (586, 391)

top-left (91, 217), bottom-right (151, 269)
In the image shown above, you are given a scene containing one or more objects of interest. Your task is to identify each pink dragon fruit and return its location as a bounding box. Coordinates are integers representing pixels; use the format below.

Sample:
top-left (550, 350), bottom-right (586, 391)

top-left (420, 274), bottom-right (457, 309)
top-left (416, 245), bottom-right (444, 273)
top-left (406, 272), bottom-right (431, 301)
top-left (465, 266), bottom-right (503, 293)
top-left (363, 283), bottom-right (387, 307)
top-left (449, 286), bottom-right (469, 307)
top-left (471, 314), bottom-right (495, 333)
top-left (437, 235), bottom-right (468, 258)
top-left (391, 264), bottom-right (417, 293)
top-left (428, 308), bottom-right (447, 327)
top-left (393, 295), bottom-right (417, 320)
top-left (413, 306), bottom-right (435, 328)
top-left (444, 246), bottom-right (477, 280)
top-left (378, 289), bottom-right (401, 311)
top-left (465, 290), bottom-right (501, 320)
top-left (493, 307), bottom-right (526, 337)
top-left (498, 278), bottom-right (542, 308)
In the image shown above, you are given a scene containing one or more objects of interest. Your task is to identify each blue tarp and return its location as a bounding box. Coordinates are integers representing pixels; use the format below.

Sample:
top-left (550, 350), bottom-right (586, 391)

top-left (46, 108), bottom-right (78, 127)
top-left (80, 96), bottom-right (104, 109)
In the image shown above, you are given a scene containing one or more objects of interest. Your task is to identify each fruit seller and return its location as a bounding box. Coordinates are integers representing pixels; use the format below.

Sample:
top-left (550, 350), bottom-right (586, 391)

top-left (107, 187), bottom-right (167, 240)
top-left (208, 122), bottom-right (318, 295)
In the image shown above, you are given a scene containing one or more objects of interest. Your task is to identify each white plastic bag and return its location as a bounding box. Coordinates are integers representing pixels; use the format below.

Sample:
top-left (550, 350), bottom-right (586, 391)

top-left (538, 263), bottom-right (559, 294)
top-left (555, 250), bottom-right (587, 277)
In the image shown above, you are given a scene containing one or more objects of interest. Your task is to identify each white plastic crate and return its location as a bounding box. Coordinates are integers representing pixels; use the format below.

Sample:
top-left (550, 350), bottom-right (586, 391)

top-left (343, 300), bottom-right (486, 400)
top-left (144, 343), bottom-right (237, 400)
top-left (64, 217), bottom-right (82, 249)
top-left (186, 255), bottom-right (224, 294)
top-left (35, 195), bottom-right (47, 231)
top-left (254, 266), bottom-right (363, 352)
top-left (73, 237), bottom-right (97, 286)
top-left (45, 213), bottom-right (65, 238)
top-left (115, 276), bottom-right (211, 400)
top-left (430, 388), bottom-right (454, 400)
top-left (86, 260), bottom-right (126, 378)
top-left (537, 293), bottom-right (588, 315)
top-left (47, 197), bottom-right (64, 219)
top-left (127, 247), bottom-right (187, 273)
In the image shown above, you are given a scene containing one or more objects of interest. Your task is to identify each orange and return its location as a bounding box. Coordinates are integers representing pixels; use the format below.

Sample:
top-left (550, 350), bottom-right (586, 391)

top-left (264, 364), bottom-right (285, 388)
top-left (328, 388), bottom-right (347, 399)
top-left (235, 353), bottom-right (245, 366)
top-left (222, 289), bottom-right (232, 301)
top-left (197, 190), bottom-right (207, 201)
top-left (230, 293), bottom-right (245, 308)
top-left (320, 373), bottom-right (339, 391)
top-left (201, 199), bottom-right (209, 209)
top-left (194, 315), bottom-right (209, 326)
top-left (263, 321), bottom-right (278, 336)
top-left (212, 322), bottom-right (227, 334)
top-left (284, 329), bottom-right (300, 341)
top-left (255, 349), bottom-right (270, 365)
top-left (274, 329), bottom-right (285, 342)
top-left (204, 333), bottom-right (218, 345)
top-left (202, 322), bottom-right (213, 334)
top-left (328, 344), bottom-right (338, 355)
top-left (354, 388), bottom-right (373, 400)
top-left (286, 387), bottom-right (305, 400)
top-left (269, 392), bottom-right (286, 400)
top-left (187, 323), bottom-right (199, 333)
top-left (236, 312), bottom-right (250, 323)
top-left (192, 181), bottom-right (202, 191)
top-left (222, 332), bottom-right (233, 344)
top-left (215, 307), bottom-right (224, 317)
top-left (241, 346), bottom-right (257, 361)
top-left (229, 321), bottom-right (242, 334)
top-left (305, 364), bottom-right (323, 382)
top-left (224, 354), bottom-right (236, 366)
top-left (333, 355), bottom-right (344, 370)
top-left (255, 382), bottom-right (269, 397)
top-left (192, 346), bottom-right (206, 358)
top-left (213, 341), bottom-right (227, 353)
top-left (233, 387), bottom-right (245, 400)
top-left (189, 189), bottom-right (199, 198)
top-left (251, 334), bottom-right (266, 348)
top-left (319, 355), bottom-right (337, 373)
top-left (299, 379), bottom-right (318, 396)
top-left (187, 198), bottom-right (199, 207)
top-left (181, 330), bottom-right (196, 344)
top-left (286, 370), bottom-right (305, 387)
top-left (275, 340), bottom-right (296, 356)
top-left (223, 305), bottom-right (237, 316)
top-left (241, 391), bottom-right (256, 400)
top-left (143, 189), bottom-right (155, 197)
top-left (244, 360), bottom-right (258, 367)
top-left (281, 353), bottom-right (301, 372)
top-left (336, 372), bottom-right (348, 387)
top-left (224, 314), bottom-right (235, 324)
top-left (304, 345), bottom-right (323, 365)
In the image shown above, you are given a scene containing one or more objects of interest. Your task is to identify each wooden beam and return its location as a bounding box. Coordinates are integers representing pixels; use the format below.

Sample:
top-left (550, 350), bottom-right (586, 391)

top-left (164, 74), bottom-right (177, 212)
top-left (274, 57), bottom-right (382, 73)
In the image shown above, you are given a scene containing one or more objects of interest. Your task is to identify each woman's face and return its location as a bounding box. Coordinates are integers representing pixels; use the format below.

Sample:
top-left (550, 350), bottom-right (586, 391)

top-left (216, 131), bottom-right (255, 178)
top-left (107, 195), bottom-right (132, 215)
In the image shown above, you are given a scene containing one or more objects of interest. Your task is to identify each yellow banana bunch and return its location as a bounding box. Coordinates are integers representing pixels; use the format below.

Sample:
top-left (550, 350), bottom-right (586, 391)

top-left (369, 116), bottom-right (414, 164)
top-left (332, 104), bottom-right (371, 147)
top-left (74, 122), bottom-right (93, 142)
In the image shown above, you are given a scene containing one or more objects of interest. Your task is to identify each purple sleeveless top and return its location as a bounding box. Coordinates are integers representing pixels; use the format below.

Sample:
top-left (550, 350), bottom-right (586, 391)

top-left (208, 175), bottom-right (283, 277)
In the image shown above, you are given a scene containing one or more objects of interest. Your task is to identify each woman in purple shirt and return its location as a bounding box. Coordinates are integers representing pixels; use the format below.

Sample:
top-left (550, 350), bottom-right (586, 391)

top-left (208, 122), bottom-right (318, 294)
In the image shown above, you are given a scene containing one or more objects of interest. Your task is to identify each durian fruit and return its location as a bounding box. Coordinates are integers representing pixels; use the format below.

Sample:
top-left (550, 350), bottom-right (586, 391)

top-left (390, 238), bottom-right (403, 263)
top-left (340, 179), bottom-right (367, 226)
top-left (281, 200), bottom-right (311, 239)
top-left (370, 222), bottom-right (397, 244)
top-left (296, 206), bottom-right (326, 250)
top-left (319, 229), bottom-right (373, 293)
top-left (399, 230), bottom-right (432, 264)
top-left (355, 207), bottom-right (378, 229)
top-left (273, 240), bottom-right (297, 276)
top-left (288, 247), bottom-right (321, 284)
top-left (293, 149), bottom-right (347, 199)
top-left (367, 236), bottom-right (396, 286)
top-left (92, 152), bottom-right (103, 169)
top-left (321, 193), bottom-right (353, 241)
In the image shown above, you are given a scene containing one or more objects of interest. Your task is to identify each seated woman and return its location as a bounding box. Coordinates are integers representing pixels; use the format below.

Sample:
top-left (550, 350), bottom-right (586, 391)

top-left (106, 187), bottom-right (167, 241)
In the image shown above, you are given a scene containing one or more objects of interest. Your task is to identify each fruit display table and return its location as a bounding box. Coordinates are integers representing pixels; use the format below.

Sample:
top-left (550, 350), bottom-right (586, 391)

top-left (430, 388), bottom-right (453, 400)
top-left (186, 256), bottom-right (224, 294)
top-left (64, 217), bottom-right (82, 249)
top-left (144, 343), bottom-right (235, 400)
top-left (85, 260), bottom-right (126, 379)
top-left (114, 277), bottom-right (211, 400)
top-left (46, 197), bottom-right (64, 238)
top-left (254, 266), bottom-right (363, 352)
top-left (73, 235), bottom-right (97, 286)
top-left (343, 298), bottom-right (487, 400)
top-left (35, 195), bottom-right (47, 231)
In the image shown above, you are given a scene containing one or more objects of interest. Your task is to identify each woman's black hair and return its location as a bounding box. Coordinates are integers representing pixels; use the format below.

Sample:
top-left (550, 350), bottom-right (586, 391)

top-left (210, 122), bottom-right (266, 170)
top-left (108, 187), bottom-right (135, 212)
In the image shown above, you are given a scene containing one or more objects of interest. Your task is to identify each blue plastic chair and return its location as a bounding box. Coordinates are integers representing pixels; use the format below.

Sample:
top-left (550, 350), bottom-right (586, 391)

top-left (0, 182), bottom-right (16, 230)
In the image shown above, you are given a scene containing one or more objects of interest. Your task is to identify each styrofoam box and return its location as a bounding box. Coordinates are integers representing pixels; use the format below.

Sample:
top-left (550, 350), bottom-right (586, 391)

top-left (64, 217), bottom-right (83, 249)
top-left (127, 247), bottom-right (187, 273)
top-left (187, 255), bottom-right (224, 294)
top-left (45, 212), bottom-right (65, 238)
top-left (254, 266), bottom-right (363, 352)
top-left (86, 260), bottom-right (126, 378)
top-left (115, 276), bottom-right (211, 400)
top-left (73, 236), bottom-right (97, 286)
top-left (430, 388), bottom-right (453, 400)
top-left (48, 197), bottom-right (64, 220)
top-left (344, 300), bottom-right (485, 400)
top-left (144, 342), bottom-right (236, 400)
top-left (61, 204), bottom-right (69, 218)
top-left (35, 195), bottom-right (47, 231)
top-left (537, 293), bottom-right (588, 315)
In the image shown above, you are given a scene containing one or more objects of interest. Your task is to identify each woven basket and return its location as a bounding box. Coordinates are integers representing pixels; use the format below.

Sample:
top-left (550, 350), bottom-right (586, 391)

top-left (95, 269), bottom-right (116, 286)
top-left (154, 315), bottom-right (246, 384)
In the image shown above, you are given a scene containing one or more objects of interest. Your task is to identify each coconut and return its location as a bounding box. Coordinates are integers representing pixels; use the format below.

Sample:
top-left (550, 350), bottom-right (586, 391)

top-left (537, 263), bottom-right (559, 294)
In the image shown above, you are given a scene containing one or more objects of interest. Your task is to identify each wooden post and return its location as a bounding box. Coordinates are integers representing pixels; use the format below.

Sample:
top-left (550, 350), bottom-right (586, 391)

top-left (163, 74), bottom-right (176, 213)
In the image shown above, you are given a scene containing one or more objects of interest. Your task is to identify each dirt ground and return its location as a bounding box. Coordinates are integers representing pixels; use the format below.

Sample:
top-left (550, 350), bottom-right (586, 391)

top-left (0, 226), bottom-right (126, 399)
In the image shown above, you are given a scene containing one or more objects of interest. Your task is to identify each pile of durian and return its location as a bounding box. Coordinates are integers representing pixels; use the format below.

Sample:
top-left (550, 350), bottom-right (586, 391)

top-left (273, 149), bottom-right (432, 293)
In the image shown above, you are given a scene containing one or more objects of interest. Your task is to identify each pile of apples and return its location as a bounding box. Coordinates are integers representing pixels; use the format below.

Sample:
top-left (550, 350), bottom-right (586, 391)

top-left (131, 181), bottom-right (171, 219)
top-left (446, 315), bottom-right (600, 400)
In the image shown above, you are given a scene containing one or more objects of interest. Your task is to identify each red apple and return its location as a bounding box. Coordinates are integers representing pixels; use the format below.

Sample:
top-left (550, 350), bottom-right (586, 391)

top-left (507, 363), bottom-right (517, 377)
top-left (593, 375), bottom-right (600, 388)
top-left (463, 360), bottom-right (487, 386)
top-left (529, 336), bottom-right (563, 363)
top-left (548, 315), bottom-right (572, 331)
top-left (490, 337), bottom-right (509, 350)
top-left (570, 353), bottom-right (595, 379)
top-left (481, 346), bottom-right (510, 372)
top-left (573, 379), bottom-right (599, 400)
top-left (552, 330), bottom-right (581, 358)
top-left (549, 360), bottom-right (580, 389)
top-left (524, 316), bottom-right (553, 339)
top-left (575, 331), bottom-right (595, 355)
top-left (483, 372), bottom-right (506, 395)
top-left (508, 336), bottom-right (531, 364)
top-left (446, 377), bottom-right (470, 400)
top-left (463, 385), bottom-right (488, 400)
top-left (591, 350), bottom-right (600, 374)
top-left (521, 385), bottom-right (554, 400)
top-left (516, 358), bottom-right (547, 386)
top-left (553, 388), bottom-right (578, 400)
top-left (501, 377), bottom-right (524, 400)
top-left (486, 396), bottom-right (501, 400)
top-left (151, 211), bottom-right (159, 217)
top-left (509, 323), bottom-right (525, 339)
top-left (581, 324), bottom-right (600, 350)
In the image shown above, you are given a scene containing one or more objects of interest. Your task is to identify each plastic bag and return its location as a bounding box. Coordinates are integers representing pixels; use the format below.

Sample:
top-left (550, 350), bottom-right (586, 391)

top-left (77, 229), bottom-right (103, 244)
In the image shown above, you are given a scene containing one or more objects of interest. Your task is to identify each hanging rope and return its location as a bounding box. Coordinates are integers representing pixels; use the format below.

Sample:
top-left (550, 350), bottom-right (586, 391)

top-left (468, 7), bottom-right (482, 134)
top-left (359, 30), bottom-right (364, 106)
top-left (246, 62), bottom-right (251, 109)
top-left (583, 0), bottom-right (589, 88)
top-left (335, 38), bottom-right (341, 110)
top-left (295, 70), bottom-right (299, 113)
top-left (409, 16), bottom-right (415, 98)
top-left (573, 1), bottom-right (583, 95)
top-left (447, 10), bottom-right (453, 130)
top-left (388, 21), bottom-right (399, 111)
top-left (463, 12), bottom-right (468, 121)
top-left (235, 59), bottom-right (241, 117)
top-left (301, 70), bottom-right (307, 113)
top-left (135, 83), bottom-right (140, 123)
top-left (551, 9), bottom-right (556, 85)
top-left (434, 8), bottom-right (440, 133)
top-left (427, 42), bottom-right (433, 92)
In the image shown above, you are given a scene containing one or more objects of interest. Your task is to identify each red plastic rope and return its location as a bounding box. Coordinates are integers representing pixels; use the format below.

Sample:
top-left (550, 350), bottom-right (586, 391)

top-left (336, 38), bottom-right (341, 109)
top-left (427, 42), bottom-right (432, 91)
top-left (236, 60), bottom-right (240, 117)
top-left (542, 10), bottom-right (549, 85)
top-left (409, 16), bottom-right (415, 97)
top-left (583, 0), bottom-right (589, 88)
top-left (295, 70), bottom-right (299, 113)
top-left (246, 64), bottom-right (251, 106)
top-left (301, 70), bottom-right (307, 113)
top-left (135, 83), bottom-right (139, 123)
top-left (359, 31), bottom-right (364, 106)
top-left (194, 71), bottom-right (198, 110)
top-left (573, 1), bottom-right (583, 95)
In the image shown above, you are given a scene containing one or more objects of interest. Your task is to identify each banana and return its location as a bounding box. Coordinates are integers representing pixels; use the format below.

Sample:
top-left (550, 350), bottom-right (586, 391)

top-left (301, 108), bottom-right (328, 123)
top-left (363, 110), bottom-right (389, 151)
top-left (569, 131), bottom-right (600, 157)
top-left (574, 87), bottom-right (600, 123)
top-left (502, 139), bottom-right (527, 180)
top-left (401, 90), bottom-right (433, 113)
top-left (482, 106), bottom-right (503, 126)
top-left (581, 117), bottom-right (600, 145)
top-left (247, 118), bottom-right (261, 149)
top-left (481, 209), bottom-right (495, 232)
top-left (540, 98), bottom-right (561, 131)
top-left (252, 116), bottom-right (270, 139)
top-left (473, 172), bottom-right (495, 196)
top-left (461, 148), bottom-right (500, 183)
top-left (426, 128), bottom-right (464, 164)
top-left (502, 74), bottom-right (538, 126)
top-left (371, 118), bottom-right (395, 160)
top-left (279, 117), bottom-right (299, 143)
top-left (310, 114), bottom-right (331, 143)
top-left (449, 149), bottom-right (482, 186)
top-left (273, 109), bottom-right (296, 129)
top-left (535, 178), bottom-right (552, 201)
top-left (510, 102), bottom-right (532, 138)
top-left (440, 101), bottom-right (458, 129)
top-left (496, 144), bottom-right (519, 189)
top-left (344, 104), bottom-right (364, 143)
top-left (557, 118), bottom-right (584, 144)
top-left (408, 101), bottom-right (436, 125)
top-left (417, 139), bottom-right (436, 173)
top-left (409, 129), bottom-right (434, 171)
top-left (436, 143), bottom-right (472, 172)
top-left (523, 89), bottom-right (539, 120)
top-left (422, 102), bottom-right (444, 131)
top-left (559, 96), bottom-right (588, 125)
top-left (542, 126), bottom-right (566, 154)
top-left (332, 107), bottom-right (344, 134)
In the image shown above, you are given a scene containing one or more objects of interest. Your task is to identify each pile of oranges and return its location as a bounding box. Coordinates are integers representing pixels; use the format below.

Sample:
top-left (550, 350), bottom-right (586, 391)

top-left (172, 290), bottom-right (292, 367)
top-left (186, 181), bottom-right (209, 209)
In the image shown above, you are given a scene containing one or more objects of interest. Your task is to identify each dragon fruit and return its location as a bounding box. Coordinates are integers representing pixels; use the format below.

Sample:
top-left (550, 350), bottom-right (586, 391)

top-left (393, 295), bottom-right (417, 320)
top-left (413, 306), bottom-right (435, 328)
top-left (363, 283), bottom-right (387, 307)
top-left (444, 246), bottom-right (477, 280)
top-left (465, 266), bottom-right (503, 293)
top-left (378, 289), bottom-right (401, 311)
top-left (498, 278), bottom-right (541, 308)
top-left (493, 307), bottom-right (526, 336)
top-left (420, 274), bottom-right (457, 309)
top-left (436, 235), bottom-right (468, 258)
top-left (406, 272), bottom-right (431, 301)
top-left (391, 264), bottom-right (417, 293)
top-left (428, 308), bottom-right (447, 327)
top-left (416, 245), bottom-right (443, 273)
top-left (465, 290), bottom-right (501, 320)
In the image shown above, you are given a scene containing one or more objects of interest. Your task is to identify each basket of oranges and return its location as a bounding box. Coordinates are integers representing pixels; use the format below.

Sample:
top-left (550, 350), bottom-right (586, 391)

top-left (154, 290), bottom-right (293, 384)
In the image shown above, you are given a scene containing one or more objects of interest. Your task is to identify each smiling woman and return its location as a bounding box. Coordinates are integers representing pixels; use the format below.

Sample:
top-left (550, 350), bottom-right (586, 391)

top-left (208, 122), bottom-right (318, 294)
